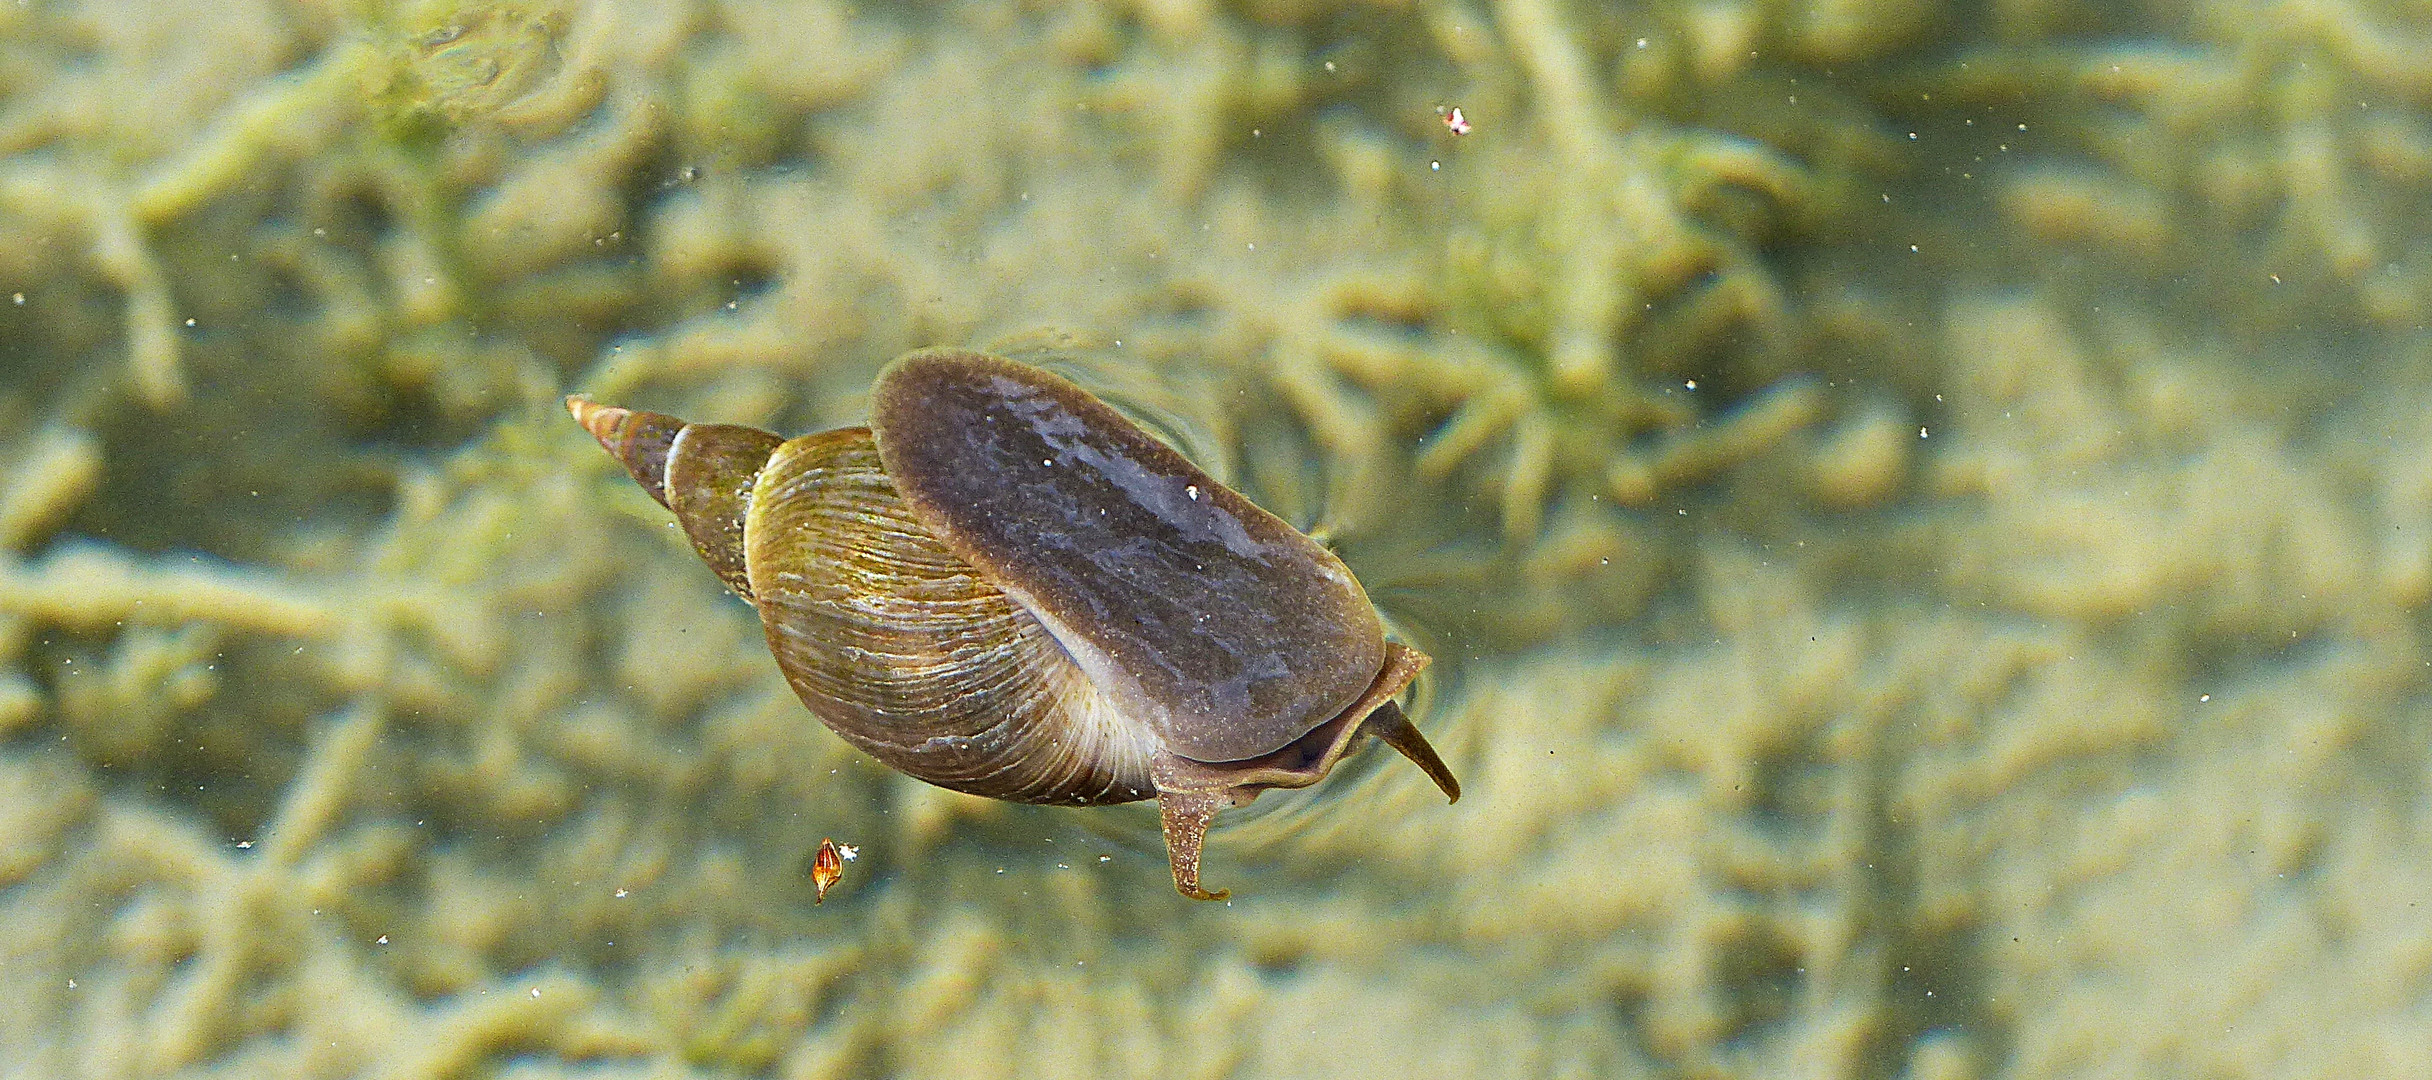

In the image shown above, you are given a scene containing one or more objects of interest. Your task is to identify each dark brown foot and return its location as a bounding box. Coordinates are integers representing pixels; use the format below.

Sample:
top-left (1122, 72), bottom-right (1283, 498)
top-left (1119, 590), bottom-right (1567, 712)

top-left (1362, 701), bottom-right (1460, 802)
top-left (1156, 789), bottom-right (1230, 900)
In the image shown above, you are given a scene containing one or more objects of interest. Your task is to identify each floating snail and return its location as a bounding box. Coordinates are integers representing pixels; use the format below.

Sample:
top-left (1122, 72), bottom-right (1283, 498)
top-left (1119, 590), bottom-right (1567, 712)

top-left (569, 349), bottom-right (1458, 899)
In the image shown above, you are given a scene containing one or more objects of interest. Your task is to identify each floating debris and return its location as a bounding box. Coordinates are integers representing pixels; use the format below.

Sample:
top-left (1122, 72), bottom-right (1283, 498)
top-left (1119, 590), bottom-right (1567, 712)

top-left (811, 837), bottom-right (857, 903)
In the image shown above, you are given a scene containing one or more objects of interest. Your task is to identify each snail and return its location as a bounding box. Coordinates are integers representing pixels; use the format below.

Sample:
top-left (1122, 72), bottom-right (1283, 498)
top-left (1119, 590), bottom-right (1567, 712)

top-left (569, 349), bottom-right (1458, 899)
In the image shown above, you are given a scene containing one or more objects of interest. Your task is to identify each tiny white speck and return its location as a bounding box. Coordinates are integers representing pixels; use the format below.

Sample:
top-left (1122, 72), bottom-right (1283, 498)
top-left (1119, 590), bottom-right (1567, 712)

top-left (1430, 160), bottom-right (1440, 171)
top-left (1043, 458), bottom-right (1053, 466)
top-left (530, 988), bottom-right (541, 999)
top-left (10, 293), bottom-right (21, 304)
top-left (1684, 379), bottom-right (1696, 390)
top-left (235, 840), bottom-right (252, 849)
top-left (1186, 484), bottom-right (1200, 500)
top-left (376, 935), bottom-right (389, 945)
top-left (1099, 855), bottom-right (1112, 862)
top-left (614, 888), bottom-right (628, 897)
top-left (1919, 427), bottom-right (1930, 438)
top-left (838, 844), bottom-right (859, 861)
top-left (184, 318), bottom-right (196, 327)
top-left (1636, 37), bottom-right (1648, 47)
top-left (2199, 694), bottom-right (2211, 702)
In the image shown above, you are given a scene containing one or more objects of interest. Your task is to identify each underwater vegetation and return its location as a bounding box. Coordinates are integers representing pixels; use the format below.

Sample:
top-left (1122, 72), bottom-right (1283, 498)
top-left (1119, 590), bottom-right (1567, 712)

top-left (2, 0), bottom-right (2431, 1077)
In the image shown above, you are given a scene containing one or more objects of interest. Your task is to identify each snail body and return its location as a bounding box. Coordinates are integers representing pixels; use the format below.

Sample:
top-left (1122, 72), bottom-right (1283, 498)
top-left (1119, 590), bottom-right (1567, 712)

top-left (571, 349), bottom-right (1457, 899)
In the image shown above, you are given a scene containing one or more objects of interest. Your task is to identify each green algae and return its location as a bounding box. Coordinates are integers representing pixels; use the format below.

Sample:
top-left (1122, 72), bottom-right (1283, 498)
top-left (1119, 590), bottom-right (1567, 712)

top-left (2, 0), bottom-right (2431, 1077)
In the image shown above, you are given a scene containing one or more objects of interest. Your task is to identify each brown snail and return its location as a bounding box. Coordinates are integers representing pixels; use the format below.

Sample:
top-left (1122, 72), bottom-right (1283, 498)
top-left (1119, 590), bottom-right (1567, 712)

top-left (569, 349), bottom-right (1458, 899)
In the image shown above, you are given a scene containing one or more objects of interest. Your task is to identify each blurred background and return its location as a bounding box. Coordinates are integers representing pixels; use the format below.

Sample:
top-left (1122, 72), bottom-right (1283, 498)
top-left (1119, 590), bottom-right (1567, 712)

top-left (2, 0), bottom-right (2428, 1076)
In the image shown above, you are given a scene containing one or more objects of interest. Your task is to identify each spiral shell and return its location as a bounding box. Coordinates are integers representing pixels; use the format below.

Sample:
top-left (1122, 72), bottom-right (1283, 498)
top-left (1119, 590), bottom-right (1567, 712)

top-left (572, 350), bottom-right (1457, 899)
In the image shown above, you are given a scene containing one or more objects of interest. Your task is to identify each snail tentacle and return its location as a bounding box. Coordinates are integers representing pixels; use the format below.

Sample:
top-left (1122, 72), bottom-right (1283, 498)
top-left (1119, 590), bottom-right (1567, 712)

top-left (1360, 702), bottom-right (1461, 803)
top-left (1154, 785), bottom-right (1232, 901)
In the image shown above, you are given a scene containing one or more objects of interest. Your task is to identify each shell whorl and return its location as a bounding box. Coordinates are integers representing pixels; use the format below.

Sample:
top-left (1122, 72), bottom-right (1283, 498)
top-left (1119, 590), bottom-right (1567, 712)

top-left (742, 428), bottom-right (1160, 804)
top-left (573, 395), bottom-right (1161, 805)
top-left (570, 397), bottom-right (779, 600)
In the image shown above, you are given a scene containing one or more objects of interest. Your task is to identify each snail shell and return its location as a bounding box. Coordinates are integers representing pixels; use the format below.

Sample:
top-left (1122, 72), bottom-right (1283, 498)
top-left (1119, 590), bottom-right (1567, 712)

top-left (571, 349), bottom-right (1457, 899)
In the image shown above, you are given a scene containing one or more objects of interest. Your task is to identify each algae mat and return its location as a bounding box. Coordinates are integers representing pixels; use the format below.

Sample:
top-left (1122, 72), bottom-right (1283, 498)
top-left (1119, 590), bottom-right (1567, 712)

top-left (3, 0), bottom-right (2430, 1077)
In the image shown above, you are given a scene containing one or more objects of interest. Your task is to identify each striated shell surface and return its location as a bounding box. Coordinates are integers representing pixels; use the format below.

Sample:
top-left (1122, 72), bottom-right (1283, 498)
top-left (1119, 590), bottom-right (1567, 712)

top-left (743, 427), bottom-right (1160, 804)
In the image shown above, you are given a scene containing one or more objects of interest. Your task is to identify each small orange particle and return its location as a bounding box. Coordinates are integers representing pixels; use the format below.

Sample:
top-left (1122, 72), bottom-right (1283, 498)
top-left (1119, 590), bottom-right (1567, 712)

top-left (812, 838), bottom-right (847, 903)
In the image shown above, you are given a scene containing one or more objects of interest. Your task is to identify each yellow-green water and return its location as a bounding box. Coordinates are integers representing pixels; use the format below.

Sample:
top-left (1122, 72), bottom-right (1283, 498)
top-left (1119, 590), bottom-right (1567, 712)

top-left (4, 0), bottom-right (2430, 1076)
